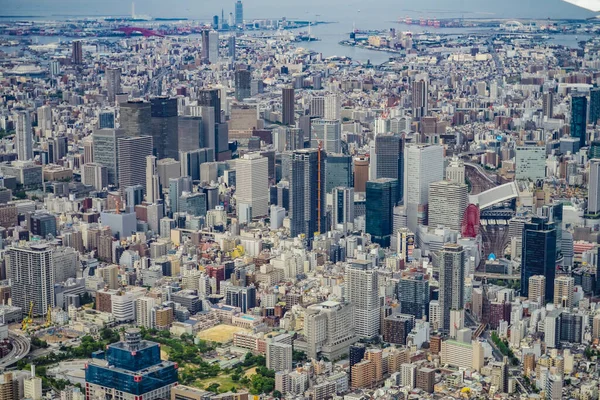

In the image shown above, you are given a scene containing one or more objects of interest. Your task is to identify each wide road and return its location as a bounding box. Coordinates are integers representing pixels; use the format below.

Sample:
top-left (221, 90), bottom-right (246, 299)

top-left (0, 332), bottom-right (31, 369)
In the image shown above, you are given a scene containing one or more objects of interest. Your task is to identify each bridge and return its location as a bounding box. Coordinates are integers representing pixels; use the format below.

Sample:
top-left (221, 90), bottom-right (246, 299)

top-left (469, 181), bottom-right (519, 211)
top-left (0, 332), bottom-right (30, 370)
top-left (114, 27), bottom-right (164, 37)
top-left (474, 272), bottom-right (520, 280)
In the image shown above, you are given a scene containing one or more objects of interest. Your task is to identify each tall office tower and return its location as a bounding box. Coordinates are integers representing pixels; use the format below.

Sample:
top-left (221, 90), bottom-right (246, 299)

top-left (428, 181), bottom-right (468, 231)
top-left (213, 15), bottom-right (219, 29)
top-left (201, 30), bottom-right (210, 63)
top-left (83, 163), bottom-right (108, 191)
top-left (528, 275), bottom-right (546, 305)
top-left (145, 156), bottom-right (160, 203)
top-left (591, 88), bottom-right (600, 125)
top-left (366, 178), bottom-right (398, 247)
top-left (37, 105), bottom-right (52, 132)
top-left (178, 116), bottom-right (204, 155)
top-left (397, 272), bottom-right (429, 320)
top-left (150, 97), bottom-right (178, 159)
top-left (543, 91), bottom-right (554, 118)
top-left (571, 94), bottom-right (588, 148)
top-left (289, 149), bottom-right (326, 241)
top-left (589, 159), bottom-right (600, 214)
top-left (85, 329), bottom-right (178, 400)
top-left (324, 94), bottom-right (341, 121)
top-left (208, 31), bottom-right (219, 63)
top-left (332, 187), bottom-right (355, 233)
top-left (179, 192), bottom-right (207, 217)
top-left (354, 156), bottom-right (369, 193)
top-left (235, 0), bottom-right (243, 26)
top-left (168, 176), bottom-right (193, 214)
top-left (284, 127), bottom-right (304, 151)
top-left (47, 136), bottom-right (67, 164)
top-left (310, 96), bottom-right (325, 117)
top-left (439, 243), bottom-right (465, 332)
top-left (224, 285), bottom-right (256, 313)
top-left (235, 153), bottom-right (269, 219)
top-left (119, 100), bottom-right (152, 137)
top-left (412, 78), bottom-right (428, 119)
top-left (446, 155), bottom-right (465, 184)
top-left (520, 216), bottom-right (557, 301)
top-left (326, 154), bottom-right (352, 193)
top-left (346, 260), bottom-right (380, 339)
top-left (72, 40), bottom-right (83, 64)
top-left (554, 275), bottom-right (574, 308)
top-left (228, 35), bottom-right (236, 59)
top-left (15, 111), bottom-right (33, 161)
top-left (282, 87), bottom-right (295, 126)
top-left (99, 110), bottom-right (116, 129)
top-left (7, 243), bottom-right (54, 317)
top-left (403, 144), bottom-right (444, 232)
top-left (93, 128), bottom-right (126, 185)
top-left (312, 119), bottom-right (341, 153)
top-left (117, 136), bottom-right (153, 195)
top-left (105, 67), bottom-right (122, 103)
top-left (234, 68), bottom-right (252, 101)
top-left (373, 134), bottom-right (403, 203)
top-left (515, 146), bottom-right (546, 181)
top-left (198, 89), bottom-right (222, 124)
top-left (304, 301), bottom-right (356, 360)
top-left (180, 148), bottom-right (215, 181)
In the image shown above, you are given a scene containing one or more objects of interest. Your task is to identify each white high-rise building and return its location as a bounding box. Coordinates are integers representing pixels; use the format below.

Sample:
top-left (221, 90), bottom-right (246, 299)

top-left (82, 163), bottom-right (108, 191)
top-left (446, 155), bottom-right (465, 184)
top-left (145, 155), bottom-right (160, 203)
top-left (37, 105), bottom-right (52, 133)
top-left (400, 363), bottom-right (417, 389)
top-left (515, 146), bottom-right (546, 181)
top-left (345, 260), bottom-right (380, 339)
top-left (208, 31), bottom-right (219, 63)
top-left (589, 159), bottom-right (600, 214)
top-left (310, 96), bottom-right (325, 117)
top-left (311, 119), bottom-right (341, 153)
top-left (403, 144), bottom-right (444, 232)
top-left (266, 341), bottom-right (292, 372)
top-left (324, 94), bottom-right (341, 120)
top-left (554, 275), bottom-right (574, 309)
top-left (135, 296), bottom-right (156, 329)
top-left (332, 187), bottom-right (354, 233)
top-left (544, 310), bottom-right (561, 348)
top-left (428, 180), bottom-right (468, 231)
top-left (15, 110), bottom-right (33, 161)
top-left (304, 300), bottom-right (356, 360)
top-left (235, 153), bottom-right (269, 218)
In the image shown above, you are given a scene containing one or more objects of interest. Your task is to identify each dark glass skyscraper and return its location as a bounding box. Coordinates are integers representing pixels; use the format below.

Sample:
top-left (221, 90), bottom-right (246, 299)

top-left (85, 328), bottom-right (178, 399)
top-left (590, 88), bottom-right (600, 126)
top-left (365, 178), bottom-right (398, 247)
top-left (326, 154), bottom-right (352, 193)
top-left (282, 87), bottom-right (295, 126)
top-left (397, 272), bottom-right (429, 320)
top-left (150, 97), bottom-right (178, 159)
top-left (289, 149), bottom-right (326, 242)
top-left (198, 89), bottom-right (222, 124)
top-left (235, 0), bottom-right (244, 26)
top-left (571, 95), bottom-right (587, 148)
top-left (235, 68), bottom-right (251, 101)
top-left (120, 100), bottom-right (151, 138)
top-left (520, 216), bottom-right (557, 301)
top-left (374, 134), bottom-right (403, 203)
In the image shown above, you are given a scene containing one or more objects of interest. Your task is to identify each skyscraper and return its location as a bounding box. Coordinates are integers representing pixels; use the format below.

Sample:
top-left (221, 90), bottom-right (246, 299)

top-left (198, 89), bottom-right (222, 124)
top-left (235, 153), bottom-right (269, 219)
top-left (404, 144), bottom-right (444, 232)
top-left (326, 154), bottom-right (352, 193)
top-left (180, 148), bottom-right (215, 181)
top-left (282, 87), bottom-right (295, 126)
top-left (117, 136), bottom-right (153, 195)
top-left (543, 91), bottom-right (554, 118)
top-left (234, 68), bottom-right (251, 101)
top-left (397, 272), bottom-right (429, 320)
top-left (201, 30), bottom-right (210, 63)
top-left (528, 275), bottom-right (546, 305)
top-left (228, 35), bottom-right (236, 59)
top-left (353, 156), bottom-right (369, 193)
top-left (119, 100), bottom-right (152, 137)
top-left (85, 329), bottom-right (178, 400)
top-left (37, 105), bottom-right (52, 132)
top-left (105, 67), bottom-right (122, 103)
top-left (311, 119), bottom-right (341, 153)
top-left (93, 128), bottom-right (126, 185)
top-left (150, 97), bottom-right (178, 159)
top-left (289, 149), bottom-right (326, 241)
top-left (428, 180), bottom-right (468, 231)
top-left (571, 94), bottom-right (588, 148)
top-left (515, 146), bottom-right (546, 181)
top-left (446, 155), bottom-right (465, 184)
top-left (366, 178), bottom-right (398, 247)
top-left (72, 40), bottom-right (82, 64)
top-left (99, 109), bottom-right (116, 129)
top-left (146, 156), bottom-right (160, 203)
top-left (83, 163), bottom-right (108, 191)
top-left (520, 216), bottom-right (557, 301)
top-left (373, 134), bottom-right (403, 203)
top-left (412, 78), bottom-right (428, 119)
top-left (332, 187), bottom-right (354, 233)
top-left (178, 116), bottom-right (204, 155)
top-left (209, 31), bottom-right (219, 63)
top-left (15, 111), bottom-right (33, 161)
top-left (169, 176), bottom-right (193, 214)
top-left (591, 88), bottom-right (600, 126)
top-left (7, 243), bottom-right (54, 317)
top-left (235, 0), bottom-right (244, 26)
top-left (554, 275), bottom-right (574, 309)
top-left (324, 94), bottom-right (341, 121)
top-left (589, 159), bottom-right (600, 214)
top-left (346, 260), bottom-right (380, 339)
top-left (439, 243), bottom-right (465, 332)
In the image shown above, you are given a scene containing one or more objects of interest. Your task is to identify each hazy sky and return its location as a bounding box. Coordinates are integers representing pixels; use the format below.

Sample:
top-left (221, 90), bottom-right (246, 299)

top-left (2, 0), bottom-right (595, 20)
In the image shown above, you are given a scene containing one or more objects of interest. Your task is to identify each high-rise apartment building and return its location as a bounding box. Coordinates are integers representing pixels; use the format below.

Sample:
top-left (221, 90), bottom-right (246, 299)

top-left (72, 40), bottom-right (83, 64)
top-left (439, 243), bottom-right (465, 332)
top-left (528, 275), bottom-right (546, 305)
top-left (589, 159), bottom-right (600, 214)
top-left (345, 260), bottom-right (380, 339)
top-left (282, 87), bottom-right (295, 126)
top-left (543, 91), bottom-right (554, 118)
top-left (554, 275), bottom-right (574, 309)
top-left (397, 272), bottom-right (429, 320)
top-left (15, 111), bottom-right (33, 161)
top-left (412, 78), bottom-right (428, 119)
top-left (235, 153), bottom-right (269, 219)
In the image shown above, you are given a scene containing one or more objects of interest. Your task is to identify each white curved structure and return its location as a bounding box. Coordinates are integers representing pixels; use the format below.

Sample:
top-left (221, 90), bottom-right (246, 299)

top-left (469, 182), bottom-right (519, 210)
top-left (563, 0), bottom-right (600, 12)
